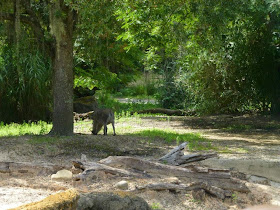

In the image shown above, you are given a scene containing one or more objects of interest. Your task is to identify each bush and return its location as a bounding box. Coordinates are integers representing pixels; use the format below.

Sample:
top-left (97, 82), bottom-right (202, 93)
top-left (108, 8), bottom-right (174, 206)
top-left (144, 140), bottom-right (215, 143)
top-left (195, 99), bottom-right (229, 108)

top-left (0, 48), bottom-right (51, 123)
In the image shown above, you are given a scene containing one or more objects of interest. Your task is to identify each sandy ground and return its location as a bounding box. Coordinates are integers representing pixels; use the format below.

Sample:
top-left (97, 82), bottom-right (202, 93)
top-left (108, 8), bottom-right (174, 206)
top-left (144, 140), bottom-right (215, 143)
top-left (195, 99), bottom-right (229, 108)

top-left (0, 187), bottom-right (54, 210)
top-left (0, 114), bottom-right (280, 209)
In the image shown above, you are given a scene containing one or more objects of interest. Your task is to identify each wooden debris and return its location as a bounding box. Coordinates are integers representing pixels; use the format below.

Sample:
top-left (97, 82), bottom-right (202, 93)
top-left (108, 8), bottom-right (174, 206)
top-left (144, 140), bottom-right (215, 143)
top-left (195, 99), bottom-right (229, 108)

top-left (72, 161), bottom-right (142, 181)
top-left (99, 156), bottom-right (249, 192)
top-left (0, 161), bottom-right (64, 176)
top-left (192, 189), bottom-right (206, 201)
top-left (74, 111), bottom-right (94, 122)
top-left (131, 108), bottom-right (189, 116)
top-left (159, 142), bottom-right (217, 165)
top-left (135, 182), bottom-right (231, 199)
top-left (72, 161), bottom-right (85, 171)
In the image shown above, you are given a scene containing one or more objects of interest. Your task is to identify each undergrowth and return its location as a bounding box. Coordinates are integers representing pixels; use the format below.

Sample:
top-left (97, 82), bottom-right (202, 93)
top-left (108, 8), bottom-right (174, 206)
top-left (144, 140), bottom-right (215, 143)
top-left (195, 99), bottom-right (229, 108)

top-left (0, 121), bottom-right (51, 137)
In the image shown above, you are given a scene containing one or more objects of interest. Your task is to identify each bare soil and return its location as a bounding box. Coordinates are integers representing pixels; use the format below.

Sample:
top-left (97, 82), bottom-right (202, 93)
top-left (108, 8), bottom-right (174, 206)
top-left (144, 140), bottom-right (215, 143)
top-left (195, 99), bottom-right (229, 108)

top-left (0, 114), bottom-right (280, 209)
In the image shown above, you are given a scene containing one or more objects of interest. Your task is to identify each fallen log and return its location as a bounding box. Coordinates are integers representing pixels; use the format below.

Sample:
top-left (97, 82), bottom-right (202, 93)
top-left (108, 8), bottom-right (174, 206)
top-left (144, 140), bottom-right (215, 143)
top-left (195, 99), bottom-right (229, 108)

top-left (0, 161), bottom-right (64, 176)
top-left (74, 111), bottom-right (94, 122)
top-left (135, 182), bottom-right (231, 199)
top-left (99, 156), bottom-right (249, 193)
top-left (159, 142), bottom-right (217, 165)
top-left (131, 108), bottom-right (189, 116)
top-left (73, 161), bottom-right (144, 181)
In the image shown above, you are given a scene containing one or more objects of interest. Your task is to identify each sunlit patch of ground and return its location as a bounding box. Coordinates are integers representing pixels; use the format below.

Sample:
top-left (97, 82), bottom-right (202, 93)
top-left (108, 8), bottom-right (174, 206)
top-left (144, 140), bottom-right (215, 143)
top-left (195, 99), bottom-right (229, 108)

top-left (0, 187), bottom-right (54, 210)
top-left (0, 114), bottom-right (280, 209)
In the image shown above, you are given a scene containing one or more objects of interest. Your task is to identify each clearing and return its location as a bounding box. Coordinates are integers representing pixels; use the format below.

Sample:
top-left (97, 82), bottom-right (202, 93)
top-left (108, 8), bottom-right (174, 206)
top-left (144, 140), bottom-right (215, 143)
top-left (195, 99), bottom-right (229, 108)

top-left (0, 114), bottom-right (279, 209)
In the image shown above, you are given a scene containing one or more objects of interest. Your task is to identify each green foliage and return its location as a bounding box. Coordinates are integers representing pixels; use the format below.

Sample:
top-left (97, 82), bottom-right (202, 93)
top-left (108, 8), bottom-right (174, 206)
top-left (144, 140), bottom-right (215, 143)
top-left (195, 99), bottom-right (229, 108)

top-left (116, 0), bottom-right (280, 114)
top-left (232, 192), bottom-right (239, 202)
top-left (151, 203), bottom-right (161, 210)
top-left (115, 72), bottom-right (158, 97)
top-left (72, 0), bottom-right (143, 92)
top-left (0, 121), bottom-right (52, 137)
top-left (116, 0), bottom-right (192, 109)
top-left (96, 91), bottom-right (159, 114)
top-left (1, 0), bottom-right (280, 125)
top-left (0, 47), bottom-right (51, 123)
top-left (0, 1), bottom-right (52, 123)
top-left (155, 59), bottom-right (188, 109)
top-left (74, 65), bottom-right (122, 92)
top-left (183, 0), bottom-right (280, 114)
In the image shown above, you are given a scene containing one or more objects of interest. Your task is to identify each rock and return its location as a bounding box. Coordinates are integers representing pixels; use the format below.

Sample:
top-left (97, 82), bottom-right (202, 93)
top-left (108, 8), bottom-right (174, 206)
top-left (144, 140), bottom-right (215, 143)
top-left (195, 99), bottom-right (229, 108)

top-left (192, 189), bottom-right (206, 201)
top-left (115, 180), bottom-right (129, 190)
top-left (0, 162), bottom-right (10, 173)
top-left (77, 192), bottom-right (151, 210)
top-left (51, 169), bottom-right (72, 182)
top-left (11, 189), bottom-right (79, 210)
top-left (248, 175), bottom-right (269, 185)
top-left (81, 154), bottom-right (87, 162)
top-left (164, 177), bottom-right (181, 185)
top-left (270, 181), bottom-right (280, 188)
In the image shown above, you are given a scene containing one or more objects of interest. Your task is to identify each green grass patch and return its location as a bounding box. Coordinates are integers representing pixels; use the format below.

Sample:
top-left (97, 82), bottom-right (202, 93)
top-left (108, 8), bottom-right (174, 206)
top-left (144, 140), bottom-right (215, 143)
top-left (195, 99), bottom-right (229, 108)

top-left (0, 121), bottom-right (52, 137)
top-left (27, 136), bottom-right (61, 144)
top-left (131, 129), bottom-right (215, 151)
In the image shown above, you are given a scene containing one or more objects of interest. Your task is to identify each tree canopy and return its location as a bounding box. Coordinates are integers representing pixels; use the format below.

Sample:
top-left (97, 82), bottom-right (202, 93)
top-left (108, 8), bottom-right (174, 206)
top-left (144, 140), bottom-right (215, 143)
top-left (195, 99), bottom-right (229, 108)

top-left (0, 0), bottom-right (279, 135)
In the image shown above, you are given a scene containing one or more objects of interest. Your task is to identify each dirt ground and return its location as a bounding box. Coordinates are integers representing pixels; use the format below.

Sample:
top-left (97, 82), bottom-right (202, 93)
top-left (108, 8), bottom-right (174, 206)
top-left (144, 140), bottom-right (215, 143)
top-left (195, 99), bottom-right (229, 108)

top-left (0, 114), bottom-right (280, 209)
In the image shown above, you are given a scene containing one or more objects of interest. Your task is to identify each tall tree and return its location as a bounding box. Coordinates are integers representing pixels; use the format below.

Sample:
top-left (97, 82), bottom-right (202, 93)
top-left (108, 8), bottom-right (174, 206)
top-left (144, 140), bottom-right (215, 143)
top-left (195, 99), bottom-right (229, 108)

top-left (0, 0), bottom-right (75, 135)
top-left (48, 1), bottom-right (74, 135)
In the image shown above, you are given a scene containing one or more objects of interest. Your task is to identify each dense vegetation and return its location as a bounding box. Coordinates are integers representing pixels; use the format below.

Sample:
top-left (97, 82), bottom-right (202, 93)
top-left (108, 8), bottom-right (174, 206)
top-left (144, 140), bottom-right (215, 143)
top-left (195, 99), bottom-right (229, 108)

top-left (0, 0), bottom-right (279, 130)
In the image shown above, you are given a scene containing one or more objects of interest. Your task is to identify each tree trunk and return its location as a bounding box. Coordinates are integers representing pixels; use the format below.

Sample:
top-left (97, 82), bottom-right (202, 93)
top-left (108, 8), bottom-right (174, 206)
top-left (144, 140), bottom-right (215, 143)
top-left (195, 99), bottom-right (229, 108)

top-left (48, 1), bottom-right (74, 136)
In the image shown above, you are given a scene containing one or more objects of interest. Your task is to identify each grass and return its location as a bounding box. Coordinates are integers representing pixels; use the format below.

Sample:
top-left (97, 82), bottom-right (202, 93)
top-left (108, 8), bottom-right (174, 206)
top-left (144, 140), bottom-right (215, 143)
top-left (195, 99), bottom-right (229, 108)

top-left (0, 121), bottom-right (52, 137)
top-left (75, 115), bottom-right (218, 152)
top-left (151, 203), bottom-right (161, 209)
top-left (0, 115), bottom-right (240, 153)
top-left (130, 129), bottom-right (215, 151)
top-left (27, 136), bottom-right (61, 144)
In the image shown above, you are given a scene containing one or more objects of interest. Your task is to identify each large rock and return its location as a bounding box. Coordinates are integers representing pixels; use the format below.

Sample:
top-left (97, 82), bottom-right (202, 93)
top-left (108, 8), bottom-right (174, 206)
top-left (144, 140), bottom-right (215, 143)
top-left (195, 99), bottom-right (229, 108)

top-left (115, 180), bottom-right (129, 190)
top-left (74, 96), bottom-right (98, 113)
top-left (51, 169), bottom-right (72, 181)
top-left (10, 189), bottom-right (79, 210)
top-left (77, 192), bottom-right (151, 210)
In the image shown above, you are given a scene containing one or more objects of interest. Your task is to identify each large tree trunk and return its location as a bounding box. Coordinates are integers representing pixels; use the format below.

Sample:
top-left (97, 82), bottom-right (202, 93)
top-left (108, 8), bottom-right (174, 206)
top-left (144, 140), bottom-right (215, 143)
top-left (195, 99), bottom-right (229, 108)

top-left (48, 1), bottom-right (74, 136)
